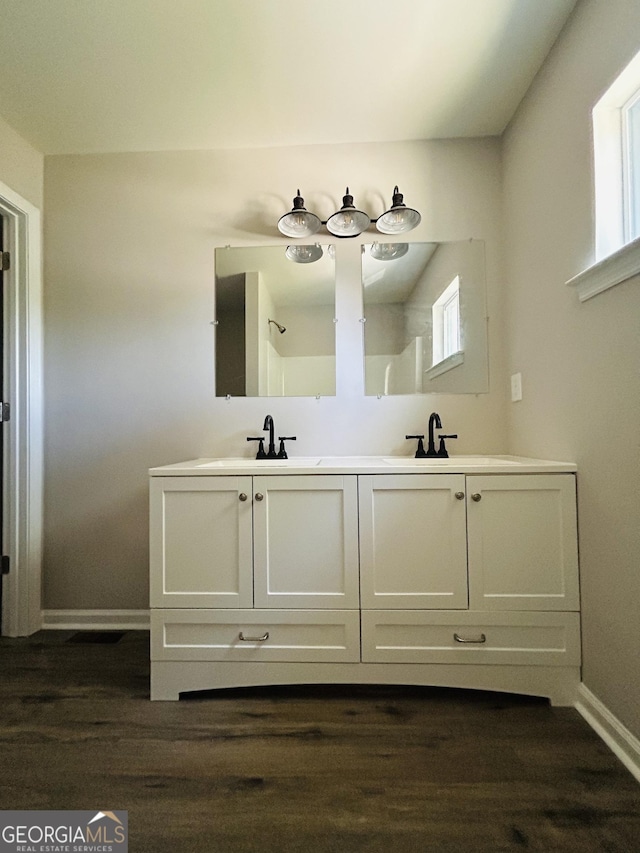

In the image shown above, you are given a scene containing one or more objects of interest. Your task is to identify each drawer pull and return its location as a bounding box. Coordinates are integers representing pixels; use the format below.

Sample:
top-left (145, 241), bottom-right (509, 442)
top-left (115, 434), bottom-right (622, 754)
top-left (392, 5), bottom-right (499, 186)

top-left (455, 491), bottom-right (465, 500)
top-left (239, 631), bottom-right (270, 643)
top-left (238, 493), bottom-right (248, 502)
top-left (471, 493), bottom-right (482, 502)
top-left (454, 632), bottom-right (487, 644)
top-left (255, 492), bottom-right (264, 501)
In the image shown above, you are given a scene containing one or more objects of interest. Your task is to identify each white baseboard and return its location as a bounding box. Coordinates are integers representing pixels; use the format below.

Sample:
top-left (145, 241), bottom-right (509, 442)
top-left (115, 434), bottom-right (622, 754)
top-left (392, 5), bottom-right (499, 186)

top-left (576, 683), bottom-right (640, 784)
top-left (42, 609), bottom-right (150, 631)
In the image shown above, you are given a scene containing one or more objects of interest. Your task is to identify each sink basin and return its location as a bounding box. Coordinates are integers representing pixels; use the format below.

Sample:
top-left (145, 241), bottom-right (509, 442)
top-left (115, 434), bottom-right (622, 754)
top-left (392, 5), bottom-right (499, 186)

top-left (318, 456), bottom-right (389, 467)
top-left (197, 457), bottom-right (322, 468)
top-left (382, 456), bottom-right (520, 466)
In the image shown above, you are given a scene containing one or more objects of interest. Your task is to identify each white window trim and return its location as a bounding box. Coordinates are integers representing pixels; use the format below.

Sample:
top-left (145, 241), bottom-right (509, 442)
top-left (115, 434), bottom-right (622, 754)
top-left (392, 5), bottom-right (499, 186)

top-left (566, 235), bottom-right (640, 302)
top-left (425, 349), bottom-right (464, 380)
top-left (432, 275), bottom-right (462, 366)
top-left (568, 51), bottom-right (640, 301)
top-left (622, 88), bottom-right (640, 243)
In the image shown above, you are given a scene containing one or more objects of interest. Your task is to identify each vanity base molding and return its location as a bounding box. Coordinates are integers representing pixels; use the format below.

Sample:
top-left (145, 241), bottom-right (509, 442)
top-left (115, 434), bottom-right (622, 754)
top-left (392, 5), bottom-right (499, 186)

top-left (150, 660), bottom-right (580, 706)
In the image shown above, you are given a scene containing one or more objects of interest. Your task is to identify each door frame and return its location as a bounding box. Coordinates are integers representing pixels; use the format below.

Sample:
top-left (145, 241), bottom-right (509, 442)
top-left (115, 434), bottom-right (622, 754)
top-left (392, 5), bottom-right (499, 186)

top-left (0, 180), bottom-right (43, 636)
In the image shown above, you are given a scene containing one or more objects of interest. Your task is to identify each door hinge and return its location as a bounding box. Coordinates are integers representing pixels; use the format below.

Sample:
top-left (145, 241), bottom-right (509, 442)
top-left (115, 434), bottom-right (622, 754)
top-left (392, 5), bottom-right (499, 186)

top-left (1, 556), bottom-right (9, 575)
top-left (0, 251), bottom-right (10, 272)
top-left (0, 402), bottom-right (9, 423)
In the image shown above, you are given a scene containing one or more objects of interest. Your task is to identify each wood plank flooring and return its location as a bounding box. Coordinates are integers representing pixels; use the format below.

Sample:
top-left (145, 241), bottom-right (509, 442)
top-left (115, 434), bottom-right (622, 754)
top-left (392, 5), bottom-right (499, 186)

top-left (0, 631), bottom-right (638, 852)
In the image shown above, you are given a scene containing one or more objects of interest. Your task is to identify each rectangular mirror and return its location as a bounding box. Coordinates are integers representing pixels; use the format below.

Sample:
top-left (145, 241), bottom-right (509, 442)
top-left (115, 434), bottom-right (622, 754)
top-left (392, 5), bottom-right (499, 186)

top-left (362, 240), bottom-right (488, 395)
top-left (215, 245), bottom-right (336, 397)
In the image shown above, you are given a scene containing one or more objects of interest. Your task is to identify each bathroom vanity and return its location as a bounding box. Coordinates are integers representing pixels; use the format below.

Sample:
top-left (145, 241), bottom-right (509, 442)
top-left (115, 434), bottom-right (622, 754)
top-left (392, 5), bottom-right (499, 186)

top-left (149, 456), bottom-right (580, 703)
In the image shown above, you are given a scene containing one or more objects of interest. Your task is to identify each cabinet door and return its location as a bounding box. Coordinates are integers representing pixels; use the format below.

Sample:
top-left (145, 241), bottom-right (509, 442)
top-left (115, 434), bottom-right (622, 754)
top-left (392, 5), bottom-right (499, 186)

top-left (359, 474), bottom-right (468, 609)
top-left (253, 475), bottom-right (359, 609)
top-left (467, 474), bottom-right (579, 611)
top-left (150, 476), bottom-right (253, 608)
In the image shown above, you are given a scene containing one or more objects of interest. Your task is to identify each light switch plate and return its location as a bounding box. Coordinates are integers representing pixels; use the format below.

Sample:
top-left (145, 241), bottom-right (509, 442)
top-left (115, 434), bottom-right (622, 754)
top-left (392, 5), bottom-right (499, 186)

top-left (511, 372), bottom-right (523, 402)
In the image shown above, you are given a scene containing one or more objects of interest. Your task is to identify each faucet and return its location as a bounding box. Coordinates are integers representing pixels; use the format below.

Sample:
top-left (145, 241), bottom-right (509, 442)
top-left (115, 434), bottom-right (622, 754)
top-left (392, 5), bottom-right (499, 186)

top-left (263, 414), bottom-right (277, 459)
top-left (428, 412), bottom-right (458, 458)
top-left (426, 412), bottom-right (442, 457)
top-left (407, 412), bottom-right (458, 458)
top-left (247, 415), bottom-right (297, 460)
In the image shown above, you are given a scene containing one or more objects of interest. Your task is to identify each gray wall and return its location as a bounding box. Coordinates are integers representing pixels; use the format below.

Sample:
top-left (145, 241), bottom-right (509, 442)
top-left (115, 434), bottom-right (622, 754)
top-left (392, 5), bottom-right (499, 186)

top-left (503, 0), bottom-right (640, 738)
top-left (43, 139), bottom-right (506, 611)
top-left (0, 113), bottom-right (43, 208)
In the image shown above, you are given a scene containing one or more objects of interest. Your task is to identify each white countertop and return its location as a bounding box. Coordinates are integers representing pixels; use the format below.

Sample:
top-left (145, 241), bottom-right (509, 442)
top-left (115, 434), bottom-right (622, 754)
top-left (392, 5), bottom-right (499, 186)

top-left (150, 455), bottom-right (577, 476)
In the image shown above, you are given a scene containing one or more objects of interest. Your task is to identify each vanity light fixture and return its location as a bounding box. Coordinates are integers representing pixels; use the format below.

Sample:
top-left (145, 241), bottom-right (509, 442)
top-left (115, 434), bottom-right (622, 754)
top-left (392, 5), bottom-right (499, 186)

top-left (325, 188), bottom-right (371, 237)
top-left (277, 190), bottom-right (322, 238)
top-left (285, 244), bottom-right (324, 264)
top-left (370, 242), bottom-right (409, 261)
top-left (375, 186), bottom-right (421, 234)
top-left (277, 186), bottom-right (421, 239)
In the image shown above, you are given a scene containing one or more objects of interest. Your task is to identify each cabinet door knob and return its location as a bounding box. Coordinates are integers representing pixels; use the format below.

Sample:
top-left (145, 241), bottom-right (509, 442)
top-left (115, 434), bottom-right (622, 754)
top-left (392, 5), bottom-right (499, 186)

top-left (471, 493), bottom-right (482, 502)
top-left (454, 632), bottom-right (487, 644)
top-left (455, 491), bottom-right (465, 500)
top-left (255, 492), bottom-right (264, 501)
top-left (238, 493), bottom-right (248, 502)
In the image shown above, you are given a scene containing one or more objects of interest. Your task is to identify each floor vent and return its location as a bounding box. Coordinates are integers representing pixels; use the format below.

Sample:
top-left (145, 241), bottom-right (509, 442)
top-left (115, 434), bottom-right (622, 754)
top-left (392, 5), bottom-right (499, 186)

top-left (66, 631), bottom-right (126, 644)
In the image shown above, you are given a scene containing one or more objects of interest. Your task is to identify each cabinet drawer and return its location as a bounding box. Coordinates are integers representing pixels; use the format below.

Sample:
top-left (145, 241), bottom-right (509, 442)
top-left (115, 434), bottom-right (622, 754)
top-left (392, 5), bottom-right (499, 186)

top-left (152, 609), bottom-right (360, 663)
top-left (361, 611), bottom-right (581, 666)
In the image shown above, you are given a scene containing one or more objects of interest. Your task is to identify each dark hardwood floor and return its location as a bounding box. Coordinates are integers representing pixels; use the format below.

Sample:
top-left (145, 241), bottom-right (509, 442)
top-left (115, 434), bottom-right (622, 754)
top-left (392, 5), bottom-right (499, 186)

top-left (0, 631), bottom-right (638, 852)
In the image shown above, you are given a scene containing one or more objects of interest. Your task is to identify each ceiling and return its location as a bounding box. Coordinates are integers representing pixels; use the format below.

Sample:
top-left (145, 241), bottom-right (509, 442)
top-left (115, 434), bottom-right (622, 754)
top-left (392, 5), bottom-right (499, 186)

top-left (216, 244), bottom-right (336, 308)
top-left (0, 0), bottom-right (577, 156)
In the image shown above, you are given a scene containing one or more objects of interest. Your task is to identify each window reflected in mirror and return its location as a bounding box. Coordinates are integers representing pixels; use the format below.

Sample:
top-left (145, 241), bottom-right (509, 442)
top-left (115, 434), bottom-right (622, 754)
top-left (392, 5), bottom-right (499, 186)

top-left (361, 240), bottom-right (488, 395)
top-left (215, 245), bottom-right (336, 397)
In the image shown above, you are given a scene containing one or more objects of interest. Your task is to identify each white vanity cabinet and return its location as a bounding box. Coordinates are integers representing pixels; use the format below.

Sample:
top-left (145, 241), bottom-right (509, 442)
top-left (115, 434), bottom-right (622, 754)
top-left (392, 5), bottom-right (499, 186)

top-left (466, 474), bottom-right (579, 611)
top-left (150, 476), bottom-right (254, 609)
top-left (358, 472), bottom-right (580, 679)
top-left (358, 474), bottom-right (468, 609)
top-left (150, 473), bottom-right (359, 609)
top-left (252, 474), bottom-right (359, 609)
top-left (150, 473), bottom-right (362, 683)
top-left (150, 458), bottom-right (581, 705)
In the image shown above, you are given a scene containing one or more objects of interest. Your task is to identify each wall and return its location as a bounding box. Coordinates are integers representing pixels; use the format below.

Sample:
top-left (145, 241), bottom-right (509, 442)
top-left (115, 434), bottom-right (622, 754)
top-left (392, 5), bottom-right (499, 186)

top-left (503, 0), bottom-right (640, 738)
top-left (0, 113), bottom-right (43, 208)
top-left (43, 138), bottom-right (506, 610)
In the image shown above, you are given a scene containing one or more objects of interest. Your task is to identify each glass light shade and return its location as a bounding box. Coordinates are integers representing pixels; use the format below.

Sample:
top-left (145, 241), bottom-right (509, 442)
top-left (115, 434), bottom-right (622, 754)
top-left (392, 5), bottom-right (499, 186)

top-left (376, 186), bottom-right (421, 234)
top-left (326, 188), bottom-right (371, 237)
top-left (277, 190), bottom-right (322, 238)
top-left (370, 242), bottom-right (409, 261)
top-left (285, 244), bottom-right (324, 264)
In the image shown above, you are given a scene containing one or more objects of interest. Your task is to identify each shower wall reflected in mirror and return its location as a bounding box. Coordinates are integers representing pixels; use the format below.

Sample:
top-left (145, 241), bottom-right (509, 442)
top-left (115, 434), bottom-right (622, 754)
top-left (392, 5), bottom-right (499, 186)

top-left (214, 245), bottom-right (336, 397)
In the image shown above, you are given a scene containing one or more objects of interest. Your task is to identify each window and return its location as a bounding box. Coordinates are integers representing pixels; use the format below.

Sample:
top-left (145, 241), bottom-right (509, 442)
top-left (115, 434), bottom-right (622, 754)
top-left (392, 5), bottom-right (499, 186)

top-left (568, 50), bottom-right (640, 300)
top-left (623, 90), bottom-right (640, 243)
top-left (592, 50), bottom-right (640, 260)
top-left (431, 275), bottom-right (462, 373)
